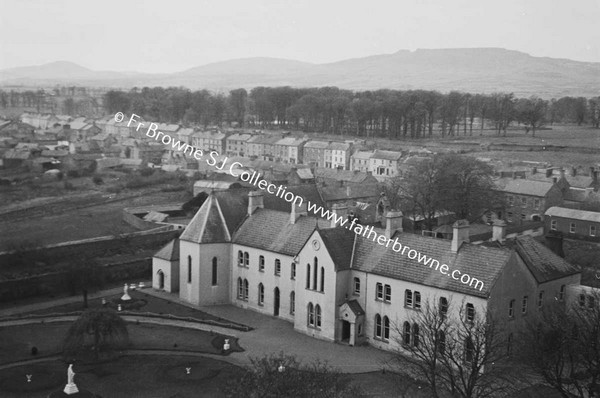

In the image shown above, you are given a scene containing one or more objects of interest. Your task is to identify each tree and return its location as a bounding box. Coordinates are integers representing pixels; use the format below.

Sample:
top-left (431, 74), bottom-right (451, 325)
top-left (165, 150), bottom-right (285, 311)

top-left (224, 352), bottom-right (363, 397)
top-left (515, 96), bottom-right (548, 136)
top-left (228, 88), bottom-right (248, 126)
top-left (63, 309), bottom-right (129, 361)
top-left (394, 299), bottom-right (520, 398)
top-left (64, 259), bottom-right (104, 309)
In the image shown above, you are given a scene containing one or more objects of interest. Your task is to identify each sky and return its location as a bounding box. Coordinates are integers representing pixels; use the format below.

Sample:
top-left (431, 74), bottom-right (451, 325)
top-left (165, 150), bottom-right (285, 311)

top-left (1, 0), bottom-right (599, 73)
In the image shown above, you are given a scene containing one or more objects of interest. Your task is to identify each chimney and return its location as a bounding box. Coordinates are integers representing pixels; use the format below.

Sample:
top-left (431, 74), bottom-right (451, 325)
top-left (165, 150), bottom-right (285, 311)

top-left (492, 220), bottom-right (507, 243)
top-left (290, 201), bottom-right (308, 224)
top-left (545, 168), bottom-right (552, 178)
top-left (552, 177), bottom-right (558, 183)
top-left (385, 210), bottom-right (403, 239)
top-left (451, 220), bottom-right (470, 253)
top-left (590, 166), bottom-right (595, 177)
top-left (559, 168), bottom-right (565, 180)
top-left (330, 204), bottom-right (348, 227)
top-left (593, 170), bottom-right (598, 183)
top-left (512, 171), bottom-right (517, 179)
top-left (532, 166), bottom-right (537, 175)
top-left (248, 190), bottom-right (264, 216)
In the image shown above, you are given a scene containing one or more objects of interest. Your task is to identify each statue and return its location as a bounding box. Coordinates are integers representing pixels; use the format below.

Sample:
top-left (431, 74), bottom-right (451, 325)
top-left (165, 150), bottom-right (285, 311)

top-left (63, 364), bottom-right (79, 395)
top-left (121, 283), bottom-right (131, 301)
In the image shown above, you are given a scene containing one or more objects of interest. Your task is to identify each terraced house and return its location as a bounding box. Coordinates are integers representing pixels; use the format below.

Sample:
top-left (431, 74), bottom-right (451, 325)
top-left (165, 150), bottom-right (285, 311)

top-left (153, 189), bottom-right (580, 353)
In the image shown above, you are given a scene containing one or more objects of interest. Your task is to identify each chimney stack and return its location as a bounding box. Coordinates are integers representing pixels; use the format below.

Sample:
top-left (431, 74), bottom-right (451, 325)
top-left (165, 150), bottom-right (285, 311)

top-left (590, 166), bottom-right (595, 177)
top-left (330, 204), bottom-right (348, 228)
top-left (552, 177), bottom-right (558, 183)
top-left (532, 166), bottom-right (537, 175)
top-left (492, 220), bottom-right (507, 243)
top-left (545, 168), bottom-right (553, 178)
top-left (560, 168), bottom-right (566, 180)
top-left (385, 210), bottom-right (404, 239)
top-left (248, 191), bottom-right (264, 216)
top-left (290, 201), bottom-right (308, 224)
top-left (451, 220), bottom-right (470, 253)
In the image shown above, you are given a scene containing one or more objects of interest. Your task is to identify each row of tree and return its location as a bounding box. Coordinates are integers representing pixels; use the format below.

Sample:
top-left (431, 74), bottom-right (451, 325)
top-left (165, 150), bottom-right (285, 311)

top-left (103, 86), bottom-right (600, 138)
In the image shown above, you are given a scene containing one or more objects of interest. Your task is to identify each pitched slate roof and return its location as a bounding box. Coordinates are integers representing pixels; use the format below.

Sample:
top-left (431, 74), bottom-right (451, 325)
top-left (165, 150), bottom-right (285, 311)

top-left (496, 179), bottom-right (555, 197)
top-left (371, 150), bottom-right (403, 161)
top-left (180, 194), bottom-right (231, 243)
top-left (346, 300), bottom-right (365, 316)
top-left (233, 209), bottom-right (329, 256)
top-left (304, 140), bottom-right (330, 149)
top-left (514, 235), bottom-right (580, 283)
top-left (318, 227), bottom-right (355, 271)
top-left (155, 238), bottom-right (180, 261)
top-left (352, 151), bottom-right (373, 160)
top-left (317, 182), bottom-right (380, 202)
top-left (351, 228), bottom-right (511, 298)
top-left (315, 168), bottom-right (373, 183)
top-left (545, 206), bottom-right (600, 223)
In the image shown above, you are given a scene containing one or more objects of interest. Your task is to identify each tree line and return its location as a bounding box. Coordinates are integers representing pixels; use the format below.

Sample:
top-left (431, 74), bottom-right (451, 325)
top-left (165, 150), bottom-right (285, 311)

top-left (103, 86), bottom-right (600, 138)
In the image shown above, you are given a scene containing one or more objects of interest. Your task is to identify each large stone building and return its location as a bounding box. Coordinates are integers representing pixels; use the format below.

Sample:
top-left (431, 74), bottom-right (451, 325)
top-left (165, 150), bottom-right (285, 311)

top-left (153, 190), bottom-right (580, 352)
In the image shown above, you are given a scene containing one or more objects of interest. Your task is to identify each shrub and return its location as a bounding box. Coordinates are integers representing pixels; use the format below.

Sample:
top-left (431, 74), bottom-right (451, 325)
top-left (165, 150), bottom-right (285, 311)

top-left (140, 167), bottom-right (155, 177)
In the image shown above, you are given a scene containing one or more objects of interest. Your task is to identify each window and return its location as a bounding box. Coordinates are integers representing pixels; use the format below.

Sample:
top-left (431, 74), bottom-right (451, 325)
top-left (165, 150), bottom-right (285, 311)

top-left (507, 212), bottom-right (513, 222)
top-left (258, 283), bottom-right (264, 306)
top-left (306, 264), bottom-right (311, 289)
top-left (405, 289), bottom-right (413, 307)
top-left (259, 255), bottom-right (265, 272)
top-left (570, 223), bottom-right (576, 233)
top-left (522, 296), bottom-right (528, 314)
top-left (551, 220), bottom-right (557, 230)
top-left (313, 258), bottom-right (318, 290)
top-left (308, 303), bottom-right (315, 326)
top-left (521, 213), bottom-right (526, 221)
top-left (187, 255), bottom-right (192, 283)
top-left (237, 278), bottom-right (243, 299)
top-left (237, 250), bottom-right (243, 266)
top-left (375, 314), bottom-right (382, 338)
top-left (507, 195), bottom-right (514, 206)
top-left (315, 305), bottom-right (321, 328)
top-left (402, 321), bottom-right (411, 345)
top-left (383, 316), bottom-right (390, 340)
top-left (414, 291), bottom-right (421, 310)
top-left (274, 259), bottom-right (281, 276)
top-left (243, 279), bottom-right (249, 301)
top-left (589, 296), bottom-right (596, 309)
top-left (533, 199), bottom-right (540, 210)
top-left (521, 197), bottom-right (527, 205)
top-left (466, 303), bottom-right (475, 322)
top-left (437, 331), bottom-right (446, 355)
top-left (508, 299), bottom-right (515, 318)
top-left (375, 283), bottom-right (384, 300)
top-left (465, 337), bottom-right (474, 363)
top-left (537, 291), bottom-right (544, 309)
top-left (439, 297), bottom-right (448, 318)
top-left (290, 291), bottom-right (295, 315)
top-left (384, 284), bottom-right (391, 302)
top-left (412, 323), bottom-right (420, 348)
top-left (353, 277), bottom-right (361, 295)
top-left (320, 267), bottom-right (325, 292)
top-left (559, 285), bottom-right (565, 301)
top-left (211, 257), bottom-right (217, 286)
top-left (291, 263), bottom-right (296, 280)
top-left (244, 252), bottom-right (249, 267)
top-left (579, 294), bottom-right (586, 307)
top-left (591, 226), bottom-right (597, 237)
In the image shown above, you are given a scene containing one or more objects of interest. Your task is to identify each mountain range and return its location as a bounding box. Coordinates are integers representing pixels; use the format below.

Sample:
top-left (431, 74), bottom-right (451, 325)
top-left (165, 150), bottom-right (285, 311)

top-left (1, 48), bottom-right (599, 98)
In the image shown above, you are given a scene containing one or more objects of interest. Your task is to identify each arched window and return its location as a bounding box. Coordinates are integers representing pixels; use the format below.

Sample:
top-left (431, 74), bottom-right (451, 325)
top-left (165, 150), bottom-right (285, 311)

top-left (306, 264), bottom-right (311, 289)
top-left (237, 278), bottom-right (243, 299)
top-left (405, 289), bottom-right (413, 307)
top-left (439, 297), bottom-right (448, 317)
top-left (465, 337), bottom-right (474, 363)
top-left (402, 321), bottom-right (411, 345)
top-left (244, 252), bottom-right (249, 267)
top-left (412, 323), bottom-right (420, 347)
top-left (290, 291), bottom-right (295, 315)
top-left (437, 331), bottom-right (446, 355)
top-left (375, 314), bottom-right (382, 338)
top-left (315, 304), bottom-right (321, 328)
top-left (243, 279), bottom-right (249, 300)
top-left (307, 303), bottom-right (315, 326)
top-left (187, 255), bottom-right (192, 283)
top-left (291, 263), bottom-right (296, 280)
top-left (414, 291), bottom-right (421, 309)
top-left (258, 283), bottom-right (264, 306)
top-left (313, 257), bottom-right (318, 290)
top-left (383, 316), bottom-right (390, 340)
top-left (237, 250), bottom-right (243, 266)
top-left (211, 257), bottom-right (217, 286)
top-left (320, 267), bottom-right (325, 292)
top-left (508, 299), bottom-right (515, 318)
top-left (353, 277), bottom-right (360, 295)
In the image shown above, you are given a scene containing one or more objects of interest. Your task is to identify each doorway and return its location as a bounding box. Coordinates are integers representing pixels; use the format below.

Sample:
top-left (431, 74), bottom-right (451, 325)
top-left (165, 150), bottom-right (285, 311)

top-left (273, 287), bottom-right (280, 316)
top-left (341, 320), bottom-right (351, 342)
top-left (157, 270), bottom-right (164, 289)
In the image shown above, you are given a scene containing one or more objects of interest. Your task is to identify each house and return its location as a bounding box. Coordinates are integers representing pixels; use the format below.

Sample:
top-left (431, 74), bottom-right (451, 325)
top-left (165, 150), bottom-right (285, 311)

top-left (177, 128), bottom-right (195, 145)
top-left (153, 190), bottom-right (581, 352)
top-left (272, 137), bottom-right (307, 164)
top-left (545, 206), bottom-right (600, 243)
top-left (325, 142), bottom-right (352, 170)
top-left (314, 168), bottom-right (378, 186)
top-left (303, 141), bottom-right (330, 168)
top-left (246, 135), bottom-right (282, 160)
top-left (226, 133), bottom-right (253, 157)
top-left (493, 179), bottom-right (564, 223)
top-left (369, 150), bottom-right (403, 179)
top-left (191, 130), bottom-right (227, 153)
top-left (351, 151), bottom-right (372, 173)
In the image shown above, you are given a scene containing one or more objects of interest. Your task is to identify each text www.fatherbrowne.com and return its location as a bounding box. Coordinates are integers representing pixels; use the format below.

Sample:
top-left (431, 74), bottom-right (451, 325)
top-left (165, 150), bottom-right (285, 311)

top-left (119, 112), bottom-right (484, 292)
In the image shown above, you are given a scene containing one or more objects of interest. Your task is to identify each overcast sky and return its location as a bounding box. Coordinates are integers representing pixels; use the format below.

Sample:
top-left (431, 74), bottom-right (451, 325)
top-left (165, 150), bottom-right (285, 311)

top-left (1, 0), bottom-right (599, 73)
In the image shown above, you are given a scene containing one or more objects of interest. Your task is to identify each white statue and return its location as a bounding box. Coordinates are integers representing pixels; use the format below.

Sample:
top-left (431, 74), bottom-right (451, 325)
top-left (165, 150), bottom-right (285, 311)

top-left (63, 364), bottom-right (79, 395)
top-left (121, 283), bottom-right (131, 301)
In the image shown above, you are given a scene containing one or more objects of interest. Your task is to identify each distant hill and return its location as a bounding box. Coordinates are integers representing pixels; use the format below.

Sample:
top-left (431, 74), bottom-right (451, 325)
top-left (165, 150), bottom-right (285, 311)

top-left (1, 49), bottom-right (599, 97)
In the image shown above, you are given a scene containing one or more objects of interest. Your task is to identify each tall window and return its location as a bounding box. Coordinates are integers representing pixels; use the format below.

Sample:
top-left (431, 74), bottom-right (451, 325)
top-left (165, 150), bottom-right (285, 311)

top-left (522, 296), bottom-right (528, 314)
top-left (466, 303), bottom-right (475, 323)
top-left (291, 263), bottom-right (296, 280)
top-left (533, 199), bottom-right (540, 210)
top-left (243, 279), bottom-right (249, 301)
top-left (274, 259), bottom-right (281, 276)
top-left (187, 255), bottom-right (192, 283)
top-left (290, 291), bottom-right (295, 315)
top-left (353, 277), bottom-right (361, 295)
top-left (437, 331), bottom-right (446, 355)
top-left (383, 316), bottom-right (390, 340)
top-left (237, 250), bottom-right (243, 266)
top-left (464, 337), bottom-right (474, 363)
top-left (559, 285), bottom-right (565, 301)
top-left (414, 291), bottom-right (421, 310)
top-left (258, 283), bottom-right (264, 306)
top-left (589, 295), bottom-right (596, 309)
top-left (412, 323), bottom-right (419, 347)
top-left (551, 220), bottom-right (557, 230)
top-left (579, 294), bottom-right (587, 307)
top-left (315, 305), bottom-right (321, 328)
top-left (211, 257), bottom-right (217, 286)
top-left (508, 299), bottom-right (515, 318)
top-left (259, 255), bottom-right (265, 272)
top-left (384, 284), bottom-right (391, 302)
top-left (439, 297), bottom-right (448, 318)
top-left (591, 226), bottom-right (597, 237)
top-left (376, 283), bottom-right (384, 300)
top-left (405, 289), bottom-right (413, 307)
top-left (237, 278), bottom-right (243, 299)
top-left (320, 267), bottom-right (325, 292)
top-left (306, 264), bottom-right (311, 289)
top-left (244, 252), bottom-right (249, 267)
top-left (375, 314), bottom-right (382, 338)
top-left (313, 258), bottom-right (318, 290)
top-left (402, 321), bottom-right (411, 345)
top-left (570, 223), bottom-right (576, 233)
top-left (308, 303), bottom-right (315, 326)
top-left (537, 291), bottom-right (544, 309)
